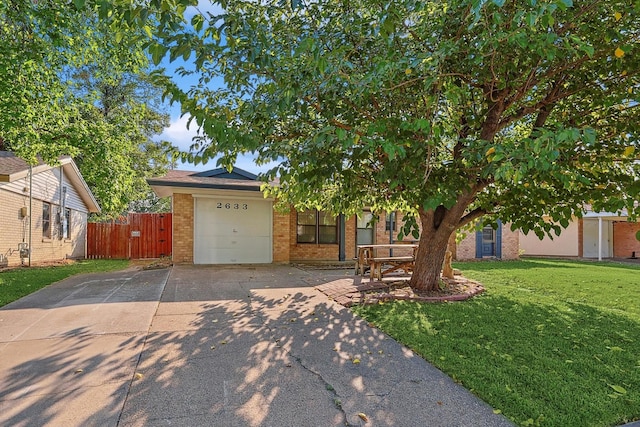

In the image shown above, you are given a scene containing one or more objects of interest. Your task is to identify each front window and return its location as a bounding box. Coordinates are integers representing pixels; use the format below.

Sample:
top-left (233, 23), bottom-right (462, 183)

top-left (297, 209), bottom-right (337, 244)
top-left (357, 211), bottom-right (374, 245)
top-left (297, 210), bottom-right (317, 243)
top-left (42, 202), bottom-right (51, 238)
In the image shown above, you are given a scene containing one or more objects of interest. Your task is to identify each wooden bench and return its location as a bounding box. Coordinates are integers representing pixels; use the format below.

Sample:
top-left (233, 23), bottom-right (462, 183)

top-left (369, 256), bottom-right (415, 281)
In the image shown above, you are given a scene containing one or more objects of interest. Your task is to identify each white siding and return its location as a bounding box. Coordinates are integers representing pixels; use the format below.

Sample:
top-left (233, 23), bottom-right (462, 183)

top-left (0, 167), bottom-right (89, 213)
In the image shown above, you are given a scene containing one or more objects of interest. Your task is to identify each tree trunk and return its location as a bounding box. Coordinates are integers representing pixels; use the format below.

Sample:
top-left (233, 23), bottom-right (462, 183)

top-left (409, 208), bottom-right (459, 292)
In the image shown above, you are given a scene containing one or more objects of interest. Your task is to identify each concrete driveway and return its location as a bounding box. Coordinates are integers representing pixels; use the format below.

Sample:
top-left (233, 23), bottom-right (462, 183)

top-left (0, 265), bottom-right (513, 427)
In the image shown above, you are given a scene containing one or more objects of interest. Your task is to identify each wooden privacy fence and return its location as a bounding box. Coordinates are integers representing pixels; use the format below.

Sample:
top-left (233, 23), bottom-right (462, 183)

top-left (87, 213), bottom-right (172, 259)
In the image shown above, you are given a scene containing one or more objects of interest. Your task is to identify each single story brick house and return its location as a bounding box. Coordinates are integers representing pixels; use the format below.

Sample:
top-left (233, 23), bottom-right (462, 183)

top-left (148, 167), bottom-right (519, 264)
top-left (520, 211), bottom-right (640, 260)
top-left (0, 151), bottom-right (100, 267)
top-left (452, 220), bottom-right (519, 261)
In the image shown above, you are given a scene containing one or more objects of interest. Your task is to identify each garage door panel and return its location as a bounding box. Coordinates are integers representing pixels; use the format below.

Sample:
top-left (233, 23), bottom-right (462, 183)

top-left (194, 197), bottom-right (272, 264)
top-left (196, 238), bottom-right (271, 264)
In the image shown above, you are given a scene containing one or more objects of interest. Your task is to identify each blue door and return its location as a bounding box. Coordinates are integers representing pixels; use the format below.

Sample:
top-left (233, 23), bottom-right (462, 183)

top-left (475, 221), bottom-right (503, 258)
top-left (481, 227), bottom-right (495, 256)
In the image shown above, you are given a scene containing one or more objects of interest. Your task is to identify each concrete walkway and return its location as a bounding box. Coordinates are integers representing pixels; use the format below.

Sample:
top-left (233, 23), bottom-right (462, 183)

top-left (0, 265), bottom-right (514, 426)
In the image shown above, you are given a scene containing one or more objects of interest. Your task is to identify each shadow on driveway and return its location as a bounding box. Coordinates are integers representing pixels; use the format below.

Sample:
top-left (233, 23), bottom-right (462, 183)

top-left (0, 265), bottom-right (513, 427)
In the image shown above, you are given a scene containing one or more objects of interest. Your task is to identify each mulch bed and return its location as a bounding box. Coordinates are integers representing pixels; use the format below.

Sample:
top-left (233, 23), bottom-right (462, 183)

top-left (316, 274), bottom-right (485, 307)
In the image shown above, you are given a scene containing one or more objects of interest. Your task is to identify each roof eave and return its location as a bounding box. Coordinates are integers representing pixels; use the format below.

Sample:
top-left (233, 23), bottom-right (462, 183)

top-left (61, 161), bottom-right (101, 213)
top-left (147, 180), bottom-right (263, 197)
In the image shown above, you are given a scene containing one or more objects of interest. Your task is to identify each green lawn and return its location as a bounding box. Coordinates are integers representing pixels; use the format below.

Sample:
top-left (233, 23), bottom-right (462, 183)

top-left (0, 259), bottom-right (130, 308)
top-left (352, 259), bottom-right (640, 427)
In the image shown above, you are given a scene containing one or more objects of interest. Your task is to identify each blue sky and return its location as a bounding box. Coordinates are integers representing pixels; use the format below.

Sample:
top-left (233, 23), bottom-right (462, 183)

top-left (154, 1), bottom-right (278, 175)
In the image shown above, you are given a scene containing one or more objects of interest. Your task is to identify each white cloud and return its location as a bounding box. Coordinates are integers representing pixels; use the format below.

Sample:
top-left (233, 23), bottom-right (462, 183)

top-left (157, 114), bottom-right (200, 152)
top-left (184, 1), bottom-right (225, 22)
top-left (157, 114), bottom-right (280, 175)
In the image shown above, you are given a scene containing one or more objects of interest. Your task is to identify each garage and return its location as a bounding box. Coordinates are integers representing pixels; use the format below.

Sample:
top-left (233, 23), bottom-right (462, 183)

top-left (193, 196), bottom-right (273, 264)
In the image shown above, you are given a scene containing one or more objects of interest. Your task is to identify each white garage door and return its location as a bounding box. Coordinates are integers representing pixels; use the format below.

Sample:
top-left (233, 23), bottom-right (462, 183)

top-left (194, 197), bottom-right (272, 264)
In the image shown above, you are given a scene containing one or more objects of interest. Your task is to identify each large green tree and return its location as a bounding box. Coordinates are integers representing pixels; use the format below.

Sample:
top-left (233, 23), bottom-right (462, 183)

top-left (70, 67), bottom-right (174, 217)
top-left (0, 0), bottom-right (94, 159)
top-left (153, 0), bottom-right (639, 291)
top-left (0, 0), bottom-right (182, 217)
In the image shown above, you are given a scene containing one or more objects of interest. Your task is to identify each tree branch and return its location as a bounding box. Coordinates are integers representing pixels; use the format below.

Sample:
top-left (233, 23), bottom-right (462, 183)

top-left (481, 86), bottom-right (509, 141)
top-left (330, 118), bottom-right (365, 136)
top-left (458, 207), bottom-right (487, 229)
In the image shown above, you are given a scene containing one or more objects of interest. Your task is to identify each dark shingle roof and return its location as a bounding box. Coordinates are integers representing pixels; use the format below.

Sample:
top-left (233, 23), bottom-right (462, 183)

top-left (147, 167), bottom-right (276, 197)
top-left (0, 151), bottom-right (71, 181)
top-left (0, 151), bottom-right (35, 177)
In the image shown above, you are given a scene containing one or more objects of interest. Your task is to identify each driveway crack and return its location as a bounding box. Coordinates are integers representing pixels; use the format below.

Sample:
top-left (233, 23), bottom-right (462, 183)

top-left (249, 293), bottom-right (357, 427)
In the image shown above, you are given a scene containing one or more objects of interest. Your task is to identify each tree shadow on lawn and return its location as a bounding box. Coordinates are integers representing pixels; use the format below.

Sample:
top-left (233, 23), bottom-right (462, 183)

top-left (355, 294), bottom-right (640, 426)
top-left (0, 265), bottom-right (510, 427)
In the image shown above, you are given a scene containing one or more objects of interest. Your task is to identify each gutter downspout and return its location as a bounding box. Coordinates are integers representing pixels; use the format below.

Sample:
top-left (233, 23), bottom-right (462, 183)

top-left (59, 166), bottom-right (63, 239)
top-left (338, 214), bottom-right (345, 262)
top-left (389, 211), bottom-right (395, 256)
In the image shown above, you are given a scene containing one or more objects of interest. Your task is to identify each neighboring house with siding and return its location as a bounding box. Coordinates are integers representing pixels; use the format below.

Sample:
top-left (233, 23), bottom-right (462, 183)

top-left (148, 167), bottom-right (519, 265)
top-left (520, 211), bottom-right (640, 260)
top-left (0, 151), bottom-right (100, 267)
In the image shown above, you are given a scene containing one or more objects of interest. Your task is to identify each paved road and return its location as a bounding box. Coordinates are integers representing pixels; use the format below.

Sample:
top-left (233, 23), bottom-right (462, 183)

top-left (0, 265), bottom-right (514, 426)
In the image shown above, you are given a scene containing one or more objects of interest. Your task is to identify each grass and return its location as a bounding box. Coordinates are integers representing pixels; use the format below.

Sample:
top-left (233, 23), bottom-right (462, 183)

top-left (352, 259), bottom-right (640, 427)
top-left (0, 259), bottom-right (130, 308)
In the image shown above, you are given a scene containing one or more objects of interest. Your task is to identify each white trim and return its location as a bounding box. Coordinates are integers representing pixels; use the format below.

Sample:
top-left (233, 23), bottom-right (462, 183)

top-left (583, 210), bottom-right (628, 219)
top-left (61, 161), bottom-right (100, 213)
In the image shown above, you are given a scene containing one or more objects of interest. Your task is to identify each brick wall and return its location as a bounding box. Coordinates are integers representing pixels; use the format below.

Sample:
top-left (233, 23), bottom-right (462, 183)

top-left (169, 196), bottom-right (524, 265)
top-left (0, 189), bottom-right (87, 267)
top-left (456, 230), bottom-right (477, 260)
top-left (454, 221), bottom-right (520, 261)
top-left (172, 193), bottom-right (194, 263)
top-left (0, 188), bottom-right (27, 267)
top-left (578, 219), bottom-right (584, 257)
top-left (371, 212), bottom-right (419, 257)
top-left (272, 210), bottom-right (291, 262)
top-left (374, 212), bottom-right (394, 249)
top-left (613, 221), bottom-right (640, 258)
top-left (501, 224), bottom-right (520, 260)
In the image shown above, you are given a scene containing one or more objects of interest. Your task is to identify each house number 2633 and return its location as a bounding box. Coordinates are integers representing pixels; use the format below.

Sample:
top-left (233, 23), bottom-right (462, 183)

top-left (217, 202), bottom-right (248, 210)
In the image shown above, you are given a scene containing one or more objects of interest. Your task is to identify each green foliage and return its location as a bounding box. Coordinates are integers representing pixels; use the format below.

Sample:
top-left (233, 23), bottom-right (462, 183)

top-left (0, 1), bottom-right (178, 218)
top-left (0, 259), bottom-right (129, 307)
top-left (70, 69), bottom-right (174, 217)
top-left (353, 259), bottom-right (640, 426)
top-left (152, 0), bottom-right (639, 234)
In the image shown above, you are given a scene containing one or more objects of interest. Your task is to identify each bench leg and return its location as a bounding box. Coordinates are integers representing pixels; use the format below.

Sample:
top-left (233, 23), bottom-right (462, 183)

top-left (373, 263), bottom-right (382, 281)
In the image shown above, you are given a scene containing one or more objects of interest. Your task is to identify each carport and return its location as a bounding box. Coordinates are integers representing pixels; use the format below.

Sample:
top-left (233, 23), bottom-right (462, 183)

top-left (582, 210), bottom-right (633, 261)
